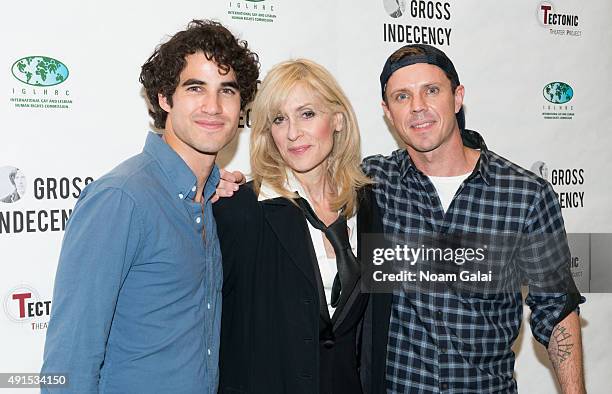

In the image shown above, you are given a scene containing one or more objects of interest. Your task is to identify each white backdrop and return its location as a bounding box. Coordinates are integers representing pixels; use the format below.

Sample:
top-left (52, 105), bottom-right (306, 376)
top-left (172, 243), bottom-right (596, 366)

top-left (1, 1), bottom-right (610, 392)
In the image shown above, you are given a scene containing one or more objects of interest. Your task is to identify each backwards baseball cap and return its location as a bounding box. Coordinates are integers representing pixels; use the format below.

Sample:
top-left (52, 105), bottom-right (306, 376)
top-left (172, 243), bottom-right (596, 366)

top-left (380, 44), bottom-right (465, 129)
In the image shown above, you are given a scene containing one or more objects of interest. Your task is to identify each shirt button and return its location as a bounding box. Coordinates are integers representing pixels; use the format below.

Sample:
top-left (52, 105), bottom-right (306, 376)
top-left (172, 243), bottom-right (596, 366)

top-left (436, 310), bottom-right (443, 319)
top-left (440, 347), bottom-right (447, 353)
top-left (196, 217), bottom-right (201, 224)
top-left (178, 193), bottom-right (184, 199)
top-left (192, 186), bottom-right (197, 192)
top-left (207, 303), bottom-right (211, 309)
top-left (207, 348), bottom-right (211, 356)
top-left (441, 383), bottom-right (449, 390)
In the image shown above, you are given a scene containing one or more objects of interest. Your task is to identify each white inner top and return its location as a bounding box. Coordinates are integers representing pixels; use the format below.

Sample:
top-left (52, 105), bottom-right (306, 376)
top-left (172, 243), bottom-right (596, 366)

top-left (259, 171), bottom-right (357, 317)
top-left (428, 172), bottom-right (471, 213)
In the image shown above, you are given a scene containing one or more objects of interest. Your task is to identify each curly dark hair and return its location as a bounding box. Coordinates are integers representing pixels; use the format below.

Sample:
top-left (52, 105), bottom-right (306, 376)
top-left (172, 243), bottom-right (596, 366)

top-left (140, 20), bottom-right (260, 129)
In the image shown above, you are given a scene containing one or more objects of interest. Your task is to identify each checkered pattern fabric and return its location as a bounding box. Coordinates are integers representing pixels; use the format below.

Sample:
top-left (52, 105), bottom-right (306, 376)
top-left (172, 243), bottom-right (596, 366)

top-left (362, 129), bottom-right (582, 394)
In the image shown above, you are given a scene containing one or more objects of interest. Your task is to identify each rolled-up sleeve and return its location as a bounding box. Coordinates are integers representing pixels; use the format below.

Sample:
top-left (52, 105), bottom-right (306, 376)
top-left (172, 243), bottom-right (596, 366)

top-left (41, 186), bottom-right (142, 393)
top-left (518, 181), bottom-right (584, 348)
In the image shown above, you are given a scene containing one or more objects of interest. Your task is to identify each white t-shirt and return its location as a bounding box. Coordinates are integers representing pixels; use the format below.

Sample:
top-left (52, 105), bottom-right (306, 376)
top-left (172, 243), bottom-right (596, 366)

top-left (428, 173), bottom-right (471, 213)
top-left (258, 172), bottom-right (357, 317)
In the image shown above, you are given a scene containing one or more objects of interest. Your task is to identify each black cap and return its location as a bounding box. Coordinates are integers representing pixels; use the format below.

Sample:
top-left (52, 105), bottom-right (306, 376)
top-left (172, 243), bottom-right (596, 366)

top-left (380, 44), bottom-right (464, 129)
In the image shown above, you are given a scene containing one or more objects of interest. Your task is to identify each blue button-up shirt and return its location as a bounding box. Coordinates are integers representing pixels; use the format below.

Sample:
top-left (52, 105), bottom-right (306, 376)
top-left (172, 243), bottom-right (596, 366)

top-left (42, 132), bottom-right (223, 394)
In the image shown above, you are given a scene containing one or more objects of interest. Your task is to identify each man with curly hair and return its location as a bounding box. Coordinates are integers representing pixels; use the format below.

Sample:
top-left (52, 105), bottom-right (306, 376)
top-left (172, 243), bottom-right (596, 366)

top-left (41, 20), bottom-right (259, 393)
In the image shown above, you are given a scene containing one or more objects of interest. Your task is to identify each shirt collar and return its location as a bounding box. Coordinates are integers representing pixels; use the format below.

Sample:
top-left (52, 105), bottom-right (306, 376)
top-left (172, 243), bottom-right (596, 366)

top-left (397, 129), bottom-right (492, 185)
top-left (143, 132), bottom-right (220, 201)
top-left (257, 170), bottom-right (337, 216)
top-left (258, 170), bottom-right (357, 237)
top-left (258, 170), bottom-right (302, 202)
top-left (202, 165), bottom-right (221, 202)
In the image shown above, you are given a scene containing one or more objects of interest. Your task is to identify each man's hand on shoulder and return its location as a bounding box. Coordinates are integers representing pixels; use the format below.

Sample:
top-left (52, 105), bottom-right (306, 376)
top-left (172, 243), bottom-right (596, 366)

top-left (211, 169), bottom-right (246, 203)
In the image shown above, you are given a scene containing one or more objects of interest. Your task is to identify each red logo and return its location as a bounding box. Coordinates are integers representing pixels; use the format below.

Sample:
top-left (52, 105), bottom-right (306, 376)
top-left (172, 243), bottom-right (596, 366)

top-left (3, 285), bottom-right (51, 324)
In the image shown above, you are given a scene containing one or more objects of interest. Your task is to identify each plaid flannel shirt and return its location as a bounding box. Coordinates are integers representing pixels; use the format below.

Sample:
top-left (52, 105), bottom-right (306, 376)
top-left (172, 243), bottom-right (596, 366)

top-left (362, 129), bottom-right (583, 394)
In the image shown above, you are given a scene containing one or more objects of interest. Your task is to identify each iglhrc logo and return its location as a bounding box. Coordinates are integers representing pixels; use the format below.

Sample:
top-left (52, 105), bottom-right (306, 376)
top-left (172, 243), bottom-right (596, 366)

top-left (11, 56), bottom-right (69, 87)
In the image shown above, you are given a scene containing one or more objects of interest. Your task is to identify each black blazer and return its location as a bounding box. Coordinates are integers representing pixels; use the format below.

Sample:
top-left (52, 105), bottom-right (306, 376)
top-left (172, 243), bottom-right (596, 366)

top-left (359, 292), bottom-right (393, 394)
top-left (214, 183), bottom-right (383, 394)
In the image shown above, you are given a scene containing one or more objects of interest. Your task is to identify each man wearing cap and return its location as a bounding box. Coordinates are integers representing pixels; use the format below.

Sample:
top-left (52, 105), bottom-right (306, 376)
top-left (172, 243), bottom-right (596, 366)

top-left (360, 44), bottom-right (585, 393)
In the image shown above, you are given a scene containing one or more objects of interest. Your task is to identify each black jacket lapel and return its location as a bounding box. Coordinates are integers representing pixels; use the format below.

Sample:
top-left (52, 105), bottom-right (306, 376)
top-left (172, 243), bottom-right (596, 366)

top-left (262, 197), bottom-right (332, 325)
top-left (262, 198), bottom-right (317, 290)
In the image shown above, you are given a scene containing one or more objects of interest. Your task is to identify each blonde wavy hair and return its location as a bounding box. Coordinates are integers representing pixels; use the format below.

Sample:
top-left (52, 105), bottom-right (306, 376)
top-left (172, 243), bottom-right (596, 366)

top-left (250, 59), bottom-right (371, 217)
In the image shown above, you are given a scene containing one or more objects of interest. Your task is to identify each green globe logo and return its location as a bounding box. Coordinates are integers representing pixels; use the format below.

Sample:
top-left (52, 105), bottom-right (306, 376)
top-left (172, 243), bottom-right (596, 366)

top-left (543, 82), bottom-right (573, 104)
top-left (11, 56), bottom-right (69, 87)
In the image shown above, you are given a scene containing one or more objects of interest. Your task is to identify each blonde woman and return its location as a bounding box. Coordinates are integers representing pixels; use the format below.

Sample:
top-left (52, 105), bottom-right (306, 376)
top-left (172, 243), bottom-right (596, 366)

top-left (214, 59), bottom-right (382, 394)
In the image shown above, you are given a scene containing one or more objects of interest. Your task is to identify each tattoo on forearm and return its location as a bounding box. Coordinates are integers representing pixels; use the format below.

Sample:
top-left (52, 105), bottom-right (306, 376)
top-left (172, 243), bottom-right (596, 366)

top-left (552, 325), bottom-right (574, 363)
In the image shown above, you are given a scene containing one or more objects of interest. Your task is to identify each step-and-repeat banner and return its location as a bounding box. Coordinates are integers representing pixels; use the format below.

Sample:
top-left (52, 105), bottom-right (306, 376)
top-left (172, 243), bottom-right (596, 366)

top-left (2, 1), bottom-right (611, 392)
